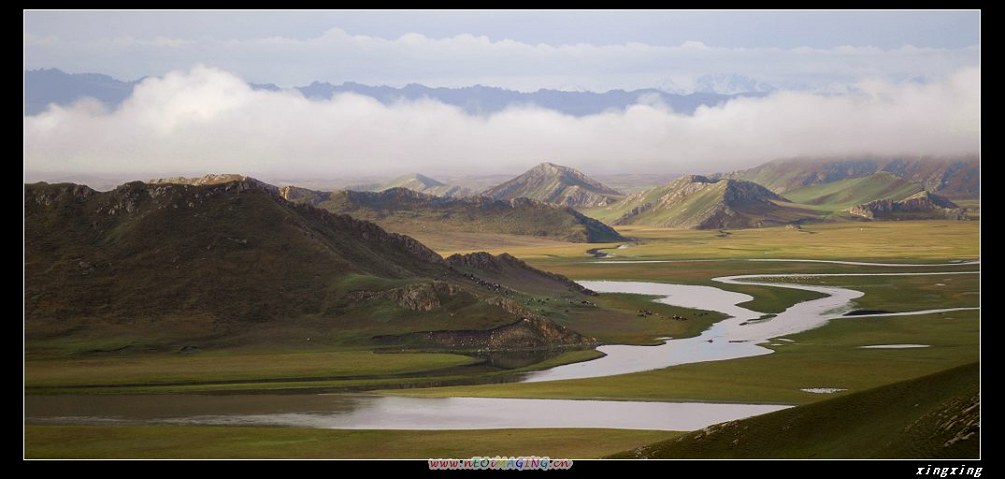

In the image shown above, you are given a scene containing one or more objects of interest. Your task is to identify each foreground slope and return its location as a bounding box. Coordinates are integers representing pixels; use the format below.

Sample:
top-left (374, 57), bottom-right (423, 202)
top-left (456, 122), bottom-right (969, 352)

top-left (586, 175), bottom-right (817, 229)
top-left (613, 363), bottom-right (979, 459)
top-left (483, 162), bottom-right (624, 208)
top-left (279, 186), bottom-right (625, 242)
top-left (25, 180), bottom-right (594, 351)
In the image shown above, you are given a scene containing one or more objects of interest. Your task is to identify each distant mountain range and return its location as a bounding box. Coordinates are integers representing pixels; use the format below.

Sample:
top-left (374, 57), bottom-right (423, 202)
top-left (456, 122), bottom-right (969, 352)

top-left (24, 69), bottom-right (138, 116)
top-left (482, 162), bottom-right (624, 208)
top-left (24, 68), bottom-right (764, 117)
top-left (571, 155), bottom-right (978, 228)
top-left (25, 179), bottom-right (596, 351)
top-left (149, 155), bottom-right (978, 233)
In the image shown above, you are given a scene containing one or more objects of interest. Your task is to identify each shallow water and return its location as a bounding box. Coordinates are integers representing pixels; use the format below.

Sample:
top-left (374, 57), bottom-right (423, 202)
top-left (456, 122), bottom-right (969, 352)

top-left (26, 394), bottom-right (789, 431)
top-left (859, 344), bottom-right (931, 349)
top-left (523, 270), bottom-right (977, 382)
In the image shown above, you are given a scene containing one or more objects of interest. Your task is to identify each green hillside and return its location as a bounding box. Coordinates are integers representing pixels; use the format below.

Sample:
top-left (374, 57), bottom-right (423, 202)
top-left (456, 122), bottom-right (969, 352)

top-left (612, 362), bottom-right (979, 459)
top-left (724, 156), bottom-right (979, 199)
top-left (784, 172), bottom-right (924, 212)
top-left (584, 175), bottom-right (818, 229)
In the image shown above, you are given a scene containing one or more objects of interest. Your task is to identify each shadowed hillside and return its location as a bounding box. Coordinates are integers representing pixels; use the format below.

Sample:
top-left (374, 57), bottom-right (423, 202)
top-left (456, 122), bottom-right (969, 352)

top-left (25, 180), bottom-right (597, 351)
top-left (612, 363), bottom-right (979, 459)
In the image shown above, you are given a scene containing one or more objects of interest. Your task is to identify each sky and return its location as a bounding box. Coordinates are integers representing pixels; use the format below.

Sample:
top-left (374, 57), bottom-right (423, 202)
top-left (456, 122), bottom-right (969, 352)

top-left (23, 10), bottom-right (981, 182)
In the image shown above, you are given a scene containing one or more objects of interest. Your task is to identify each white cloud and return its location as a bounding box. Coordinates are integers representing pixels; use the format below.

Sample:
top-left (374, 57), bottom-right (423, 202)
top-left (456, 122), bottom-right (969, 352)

top-left (25, 65), bottom-right (980, 183)
top-left (25, 28), bottom-right (979, 92)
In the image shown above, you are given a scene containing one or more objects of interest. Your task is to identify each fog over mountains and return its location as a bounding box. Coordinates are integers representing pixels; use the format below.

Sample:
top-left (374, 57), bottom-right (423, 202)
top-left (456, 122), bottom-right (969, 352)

top-left (25, 68), bottom-right (763, 117)
top-left (24, 66), bottom-right (980, 182)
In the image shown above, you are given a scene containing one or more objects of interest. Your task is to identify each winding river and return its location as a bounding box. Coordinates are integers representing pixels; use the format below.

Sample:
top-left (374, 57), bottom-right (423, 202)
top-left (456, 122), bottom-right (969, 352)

top-left (524, 270), bottom-right (978, 382)
top-left (25, 260), bottom-right (979, 432)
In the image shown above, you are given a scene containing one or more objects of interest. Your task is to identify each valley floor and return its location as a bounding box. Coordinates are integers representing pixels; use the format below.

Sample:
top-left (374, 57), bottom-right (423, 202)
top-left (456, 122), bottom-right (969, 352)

top-left (24, 220), bottom-right (980, 459)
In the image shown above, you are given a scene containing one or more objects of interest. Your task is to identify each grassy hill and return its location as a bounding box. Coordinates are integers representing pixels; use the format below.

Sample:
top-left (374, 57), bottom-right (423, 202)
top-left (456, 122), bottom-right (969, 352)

top-left (584, 175), bottom-right (818, 229)
top-left (25, 180), bottom-right (597, 353)
top-left (483, 162), bottom-right (624, 208)
top-left (784, 172), bottom-right (924, 213)
top-left (723, 156), bottom-right (979, 199)
top-left (612, 362), bottom-right (979, 459)
top-left (279, 186), bottom-right (624, 243)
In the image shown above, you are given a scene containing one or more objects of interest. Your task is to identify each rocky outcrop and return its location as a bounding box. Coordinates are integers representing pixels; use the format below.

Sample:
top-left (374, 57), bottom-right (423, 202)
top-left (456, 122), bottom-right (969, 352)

top-left (346, 282), bottom-right (465, 312)
top-left (375, 316), bottom-right (597, 351)
top-left (613, 202), bottom-right (654, 224)
top-left (849, 191), bottom-right (966, 220)
top-left (149, 173), bottom-right (252, 186)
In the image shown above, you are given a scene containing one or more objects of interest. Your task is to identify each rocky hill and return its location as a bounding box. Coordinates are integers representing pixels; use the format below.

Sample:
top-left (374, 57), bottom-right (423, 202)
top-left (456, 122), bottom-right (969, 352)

top-left (483, 162), bottom-right (624, 208)
top-left (25, 179), bottom-right (596, 351)
top-left (279, 186), bottom-right (625, 243)
top-left (849, 191), bottom-right (967, 220)
top-left (586, 175), bottom-right (816, 229)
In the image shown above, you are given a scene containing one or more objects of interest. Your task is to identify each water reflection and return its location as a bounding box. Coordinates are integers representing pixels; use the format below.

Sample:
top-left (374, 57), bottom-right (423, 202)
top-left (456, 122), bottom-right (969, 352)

top-left (26, 394), bottom-right (789, 431)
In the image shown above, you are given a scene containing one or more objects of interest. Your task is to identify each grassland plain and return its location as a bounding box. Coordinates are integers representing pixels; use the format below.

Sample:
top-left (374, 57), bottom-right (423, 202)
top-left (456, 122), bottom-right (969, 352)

top-left (25, 425), bottom-right (677, 459)
top-left (393, 222), bottom-right (979, 404)
top-left (26, 348), bottom-right (605, 395)
top-left (391, 309), bottom-right (978, 404)
top-left (430, 221), bottom-right (979, 261)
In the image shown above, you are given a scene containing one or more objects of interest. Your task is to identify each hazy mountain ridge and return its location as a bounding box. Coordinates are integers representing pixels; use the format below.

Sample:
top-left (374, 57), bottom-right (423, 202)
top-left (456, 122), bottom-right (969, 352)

top-left (278, 184), bottom-right (625, 243)
top-left (25, 68), bottom-right (763, 117)
top-left (483, 162), bottom-right (624, 208)
top-left (722, 156), bottom-right (980, 199)
top-left (378, 173), bottom-right (472, 198)
top-left (25, 68), bottom-right (137, 116)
